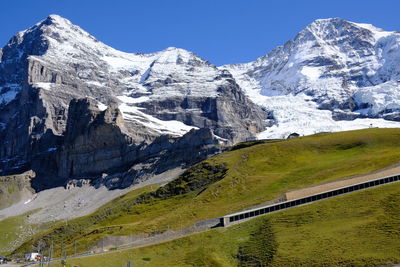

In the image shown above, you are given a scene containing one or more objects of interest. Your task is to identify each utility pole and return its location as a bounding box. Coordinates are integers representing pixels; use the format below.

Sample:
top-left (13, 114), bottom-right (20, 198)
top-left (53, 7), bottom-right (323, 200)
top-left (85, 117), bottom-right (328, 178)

top-left (38, 249), bottom-right (42, 267)
top-left (48, 240), bottom-right (53, 267)
top-left (127, 261), bottom-right (131, 267)
top-left (38, 252), bottom-right (42, 267)
top-left (74, 240), bottom-right (76, 256)
top-left (60, 240), bottom-right (63, 259)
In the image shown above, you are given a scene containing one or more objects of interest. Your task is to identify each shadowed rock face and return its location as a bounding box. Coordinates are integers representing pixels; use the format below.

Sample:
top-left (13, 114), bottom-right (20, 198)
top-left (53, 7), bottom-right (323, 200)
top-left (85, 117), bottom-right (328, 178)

top-left (0, 15), bottom-right (266, 189)
top-left (30, 98), bottom-right (225, 190)
top-left (136, 74), bottom-right (268, 143)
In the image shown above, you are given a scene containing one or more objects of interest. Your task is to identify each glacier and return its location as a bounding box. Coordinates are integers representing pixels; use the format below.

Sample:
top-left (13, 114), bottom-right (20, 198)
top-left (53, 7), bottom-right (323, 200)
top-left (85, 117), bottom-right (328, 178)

top-left (223, 18), bottom-right (400, 139)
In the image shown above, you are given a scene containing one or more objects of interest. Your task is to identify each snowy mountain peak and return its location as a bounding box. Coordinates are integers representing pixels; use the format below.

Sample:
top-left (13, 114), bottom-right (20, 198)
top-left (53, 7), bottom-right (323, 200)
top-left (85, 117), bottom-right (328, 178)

top-left (306, 17), bottom-right (347, 30)
top-left (299, 17), bottom-right (374, 42)
top-left (156, 46), bottom-right (210, 67)
top-left (41, 14), bottom-right (73, 26)
top-left (302, 18), bottom-right (395, 42)
top-left (24, 14), bottom-right (95, 43)
top-left (0, 14), bottom-right (266, 155)
top-left (223, 18), bottom-right (400, 138)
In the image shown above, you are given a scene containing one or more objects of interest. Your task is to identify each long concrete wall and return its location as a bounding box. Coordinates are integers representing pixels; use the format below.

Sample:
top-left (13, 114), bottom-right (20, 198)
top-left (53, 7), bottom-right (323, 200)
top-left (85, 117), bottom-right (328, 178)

top-left (220, 174), bottom-right (400, 227)
top-left (285, 164), bottom-right (400, 200)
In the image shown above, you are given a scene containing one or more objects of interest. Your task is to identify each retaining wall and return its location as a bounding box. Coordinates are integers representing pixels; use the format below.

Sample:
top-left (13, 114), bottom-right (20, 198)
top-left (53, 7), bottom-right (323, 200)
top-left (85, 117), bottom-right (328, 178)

top-left (220, 174), bottom-right (400, 227)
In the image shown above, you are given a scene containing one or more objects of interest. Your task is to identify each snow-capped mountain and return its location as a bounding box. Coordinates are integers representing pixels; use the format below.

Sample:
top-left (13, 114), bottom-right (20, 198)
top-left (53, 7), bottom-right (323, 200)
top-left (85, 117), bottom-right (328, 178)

top-left (1, 15), bottom-right (400, 187)
top-left (0, 15), bottom-right (264, 139)
top-left (223, 18), bottom-right (400, 138)
top-left (0, 15), bottom-right (266, 186)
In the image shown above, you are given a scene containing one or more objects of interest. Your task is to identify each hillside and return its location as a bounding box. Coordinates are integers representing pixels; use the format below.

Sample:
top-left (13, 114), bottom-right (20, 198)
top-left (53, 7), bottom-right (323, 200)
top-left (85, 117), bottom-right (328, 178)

top-left (60, 181), bottom-right (400, 267)
top-left (2, 13), bottom-right (400, 267)
top-left (12, 128), bottom-right (400, 257)
top-left (0, 172), bottom-right (34, 210)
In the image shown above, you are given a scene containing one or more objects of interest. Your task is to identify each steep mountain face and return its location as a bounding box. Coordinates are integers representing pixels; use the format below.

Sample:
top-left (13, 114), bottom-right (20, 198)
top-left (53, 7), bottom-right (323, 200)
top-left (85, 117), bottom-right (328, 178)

top-left (0, 15), bottom-right (266, 187)
top-left (224, 18), bottom-right (400, 138)
top-left (2, 15), bottom-right (400, 187)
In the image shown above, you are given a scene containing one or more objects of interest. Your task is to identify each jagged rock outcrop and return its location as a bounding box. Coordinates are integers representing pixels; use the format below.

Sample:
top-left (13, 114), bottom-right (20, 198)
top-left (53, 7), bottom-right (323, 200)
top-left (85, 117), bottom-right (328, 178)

top-left (28, 97), bottom-right (227, 190)
top-left (56, 98), bottom-right (141, 178)
top-left (96, 127), bottom-right (225, 189)
top-left (135, 71), bottom-right (268, 143)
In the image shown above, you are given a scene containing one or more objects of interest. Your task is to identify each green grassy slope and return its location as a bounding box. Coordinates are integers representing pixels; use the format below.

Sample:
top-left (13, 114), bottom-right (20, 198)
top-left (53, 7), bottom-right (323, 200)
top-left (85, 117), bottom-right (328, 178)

top-left (0, 210), bottom-right (53, 255)
top-left (0, 213), bottom-right (31, 255)
top-left (14, 128), bottom-right (400, 256)
top-left (61, 182), bottom-right (400, 267)
top-left (0, 174), bottom-right (33, 210)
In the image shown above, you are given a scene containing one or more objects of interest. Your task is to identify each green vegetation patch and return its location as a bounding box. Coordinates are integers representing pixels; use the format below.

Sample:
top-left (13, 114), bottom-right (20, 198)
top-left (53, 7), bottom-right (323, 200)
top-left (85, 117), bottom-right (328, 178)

top-left (0, 210), bottom-right (52, 256)
top-left (13, 128), bottom-right (400, 258)
top-left (62, 182), bottom-right (400, 267)
top-left (14, 162), bottom-right (227, 255)
top-left (0, 174), bottom-right (33, 210)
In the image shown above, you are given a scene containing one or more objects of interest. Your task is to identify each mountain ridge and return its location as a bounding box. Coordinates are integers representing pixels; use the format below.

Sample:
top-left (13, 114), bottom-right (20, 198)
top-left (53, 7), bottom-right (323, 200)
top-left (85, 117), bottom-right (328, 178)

top-left (0, 14), bottom-right (266, 189)
top-left (222, 17), bottom-right (400, 138)
top-left (1, 15), bottom-right (400, 186)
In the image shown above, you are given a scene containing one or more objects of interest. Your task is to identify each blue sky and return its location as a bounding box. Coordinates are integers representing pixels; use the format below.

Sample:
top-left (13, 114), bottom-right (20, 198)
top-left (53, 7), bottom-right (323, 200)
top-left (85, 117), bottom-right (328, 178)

top-left (1, 0), bottom-right (399, 65)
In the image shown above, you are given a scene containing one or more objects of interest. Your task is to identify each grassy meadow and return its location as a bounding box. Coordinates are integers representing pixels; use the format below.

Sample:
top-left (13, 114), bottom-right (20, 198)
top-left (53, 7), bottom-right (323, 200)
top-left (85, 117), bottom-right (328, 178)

top-left (58, 182), bottom-right (400, 266)
top-left (12, 128), bottom-right (400, 262)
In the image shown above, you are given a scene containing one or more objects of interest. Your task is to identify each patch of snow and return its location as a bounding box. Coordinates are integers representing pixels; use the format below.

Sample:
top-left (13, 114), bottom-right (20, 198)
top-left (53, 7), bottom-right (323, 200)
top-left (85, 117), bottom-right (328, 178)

top-left (353, 81), bottom-right (400, 115)
top-left (119, 103), bottom-right (197, 136)
top-left (86, 80), bottom-right (104, 87)
top-left (102, 56), bottom-right (138, 71)
top-left (254, 93), bottom-right (400, 140)
top-left (353, 22), bottom-right (393, 39)
top-left (33, 82), bottom-right (52, 91)
top-left (301, 66), bottom-right (321, 81)
top-left (222, 18), bottom-right (400, 139)
top-left (97, 101), bottom-right (108, 111)
top-left (117, 95), bottom-right (150, 104)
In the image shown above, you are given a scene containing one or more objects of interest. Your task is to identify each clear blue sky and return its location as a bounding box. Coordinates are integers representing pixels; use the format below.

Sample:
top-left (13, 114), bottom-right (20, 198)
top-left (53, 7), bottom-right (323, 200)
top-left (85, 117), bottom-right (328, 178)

top-left (1, 0), bottom-right (399, 65)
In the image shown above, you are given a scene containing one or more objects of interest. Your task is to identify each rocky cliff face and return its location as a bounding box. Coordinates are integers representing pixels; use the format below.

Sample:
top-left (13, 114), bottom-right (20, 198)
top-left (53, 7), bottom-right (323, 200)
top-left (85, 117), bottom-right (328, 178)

top-left (0, 15), bottom-right (266, 188)
top-left (3, 15), bottom-right (400, 186)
